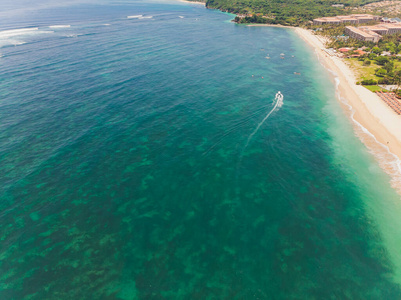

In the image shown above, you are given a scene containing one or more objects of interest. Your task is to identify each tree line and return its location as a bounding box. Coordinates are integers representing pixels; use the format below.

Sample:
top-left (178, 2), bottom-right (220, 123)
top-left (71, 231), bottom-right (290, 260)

top-left (204, 0), bottom-right (380, 26)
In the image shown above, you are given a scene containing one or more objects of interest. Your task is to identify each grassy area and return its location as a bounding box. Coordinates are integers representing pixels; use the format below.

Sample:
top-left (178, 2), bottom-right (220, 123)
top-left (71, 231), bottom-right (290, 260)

top-left (362, 85), bottom-right (384, 92)
top-left (346, 58), bottom-right (377, 81)
top-left (346, 57), bottom-right (401, 81)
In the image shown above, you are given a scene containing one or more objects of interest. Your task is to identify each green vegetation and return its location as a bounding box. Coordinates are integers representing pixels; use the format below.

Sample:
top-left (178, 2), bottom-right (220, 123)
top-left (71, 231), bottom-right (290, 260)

top-left (348, 55), bottom-right (401, 86)
top-left (204, 0), bottom-right (379, 26)
top-left (321, 26), bottom-right (401, 51)
top-left (361, 78), bottom-right (377, 85)
top-left (363, 59), bottom-right (371, 66)
top-left (363, 85), bottom-right (384, 92)
top-left (321, 32), bottom-right (401, 92)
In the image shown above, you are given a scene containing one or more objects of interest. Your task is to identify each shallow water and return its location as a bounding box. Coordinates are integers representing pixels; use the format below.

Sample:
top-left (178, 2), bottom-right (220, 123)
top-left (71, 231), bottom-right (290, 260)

top-left (1, 1), bottom-right (401, 298)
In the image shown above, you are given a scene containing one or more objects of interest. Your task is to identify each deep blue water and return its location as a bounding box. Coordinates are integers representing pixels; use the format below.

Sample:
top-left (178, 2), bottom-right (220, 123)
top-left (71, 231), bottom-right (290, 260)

top-left (2, 0), bottom-right (401, 299)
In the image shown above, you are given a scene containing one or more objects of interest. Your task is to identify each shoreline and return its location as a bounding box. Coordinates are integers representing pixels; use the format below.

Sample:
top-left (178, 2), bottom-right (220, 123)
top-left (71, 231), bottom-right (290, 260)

top-left (178, 0), bottom-right (206, 5)
top-left (177, 0), bottom-right (401, 192)
top-left (246, 24), bottom-right (289, 27)
top-left (295, 28), bottom-right (401, 193)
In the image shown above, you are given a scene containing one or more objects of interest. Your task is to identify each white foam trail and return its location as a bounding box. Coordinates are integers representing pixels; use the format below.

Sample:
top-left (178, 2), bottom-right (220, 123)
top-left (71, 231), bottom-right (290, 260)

top-left (48, 25), bottom-right (71, 29)
top-left (244, 91), bottom-right (283, 149)
top-left (139, 16), bottom-right (153, 19)
top-left (202, 103), bottom-right (273, 156)
top-left (235, 92), bottom-right (284, 198)
top-left (127, 15), bottom-right (143, 19)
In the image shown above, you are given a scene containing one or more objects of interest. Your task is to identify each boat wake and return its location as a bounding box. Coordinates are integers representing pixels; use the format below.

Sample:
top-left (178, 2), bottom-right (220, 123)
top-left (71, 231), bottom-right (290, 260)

top-left (243, 91), bottom-right (283, 150)
top-left (202, 103), bottom-right (273, 156)
top-left (203, 92), bottom-right (283, 157)
top-left (235, 91), bottom-right (284, 198)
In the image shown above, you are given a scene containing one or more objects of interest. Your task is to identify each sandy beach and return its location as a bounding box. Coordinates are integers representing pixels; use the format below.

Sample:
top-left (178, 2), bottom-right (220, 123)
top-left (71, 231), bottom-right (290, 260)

top-left (179, 0), bottom-right (401, 191)
top-left (179, 0), bottom-right (205, 5)
top-left (246, 24), bottom-right (287, 27)
top-left (295, 28), bottom-right (401, 192)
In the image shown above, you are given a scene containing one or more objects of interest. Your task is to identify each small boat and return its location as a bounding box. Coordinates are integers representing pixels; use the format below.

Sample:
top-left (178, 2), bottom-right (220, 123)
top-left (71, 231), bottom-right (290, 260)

top-left (280, 53), bottom-right (285, 56)
top-left (294, 72), bottom-right (301, 75)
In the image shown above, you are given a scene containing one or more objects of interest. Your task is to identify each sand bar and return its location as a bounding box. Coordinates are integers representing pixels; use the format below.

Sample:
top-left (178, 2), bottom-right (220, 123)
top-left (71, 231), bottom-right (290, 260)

top-left (295, 27), bottom-right (401, 192)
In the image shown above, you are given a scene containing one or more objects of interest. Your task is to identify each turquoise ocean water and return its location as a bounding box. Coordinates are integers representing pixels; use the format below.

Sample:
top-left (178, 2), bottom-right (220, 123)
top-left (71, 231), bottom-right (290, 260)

top-left (2, 0), bottom-right (401, 298)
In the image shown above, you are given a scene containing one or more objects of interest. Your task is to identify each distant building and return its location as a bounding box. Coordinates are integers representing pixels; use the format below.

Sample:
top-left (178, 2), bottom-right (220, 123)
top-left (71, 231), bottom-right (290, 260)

top-left (364, 25), bottom-right (388, 35)
top-left (355, 49), bottom-right (366, 55)
top-left (337, 16), bottom-right (359, 24)
top-left (313, 17), bottom-right (341, 25)
top-left (313, 14), bottom-right (380, 25)
top-left (382, 17), bottom-right (401, 23)
top-left (338, 47), bottom-right (352, 52)
top-left (380, 23), bottom-right (401, 34)
top-left (345, 23), bottom-right (401, 42)
top-left (345, 26), bottom-right (381, 42)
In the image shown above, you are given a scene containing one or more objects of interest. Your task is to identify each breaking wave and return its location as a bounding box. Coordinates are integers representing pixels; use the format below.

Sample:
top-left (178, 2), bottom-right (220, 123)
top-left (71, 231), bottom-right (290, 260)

top-left (48, 25), bottom-right (71, 29)
top-left (0, 27), bottom-right (53, 48)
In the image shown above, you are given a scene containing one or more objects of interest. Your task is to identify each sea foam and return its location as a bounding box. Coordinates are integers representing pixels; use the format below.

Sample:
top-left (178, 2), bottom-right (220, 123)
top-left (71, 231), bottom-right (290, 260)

top-left (341, 94), bottom-right (401, 193)
top-left (327, 63), bottom-right (401, 193)
top-left (0, 27), bottom-right (53, 48)
top-left (0, 28), bottom-right (39, 38)
top-left (49, 25), bottom-right (71, 29)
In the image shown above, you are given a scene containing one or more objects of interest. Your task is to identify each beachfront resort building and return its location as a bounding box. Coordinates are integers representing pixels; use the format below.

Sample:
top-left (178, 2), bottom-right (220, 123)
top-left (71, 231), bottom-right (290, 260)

top-left (345, 23), bottom-right (401, 42)
top-left (313, 14), bottom-right (380, 25)
top-left (382, 17), bottom-right (401, 23)
top-left (345, 26), bottom-right (381, 42)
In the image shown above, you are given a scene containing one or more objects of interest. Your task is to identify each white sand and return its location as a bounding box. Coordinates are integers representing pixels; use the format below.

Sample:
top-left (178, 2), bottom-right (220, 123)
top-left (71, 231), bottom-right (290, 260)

top-left (295, 28), bottom-right (401, 192)
top-left (247, 24), bottom-right (287, 27)
top-left (179, 0), bottom-right (205, 5)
